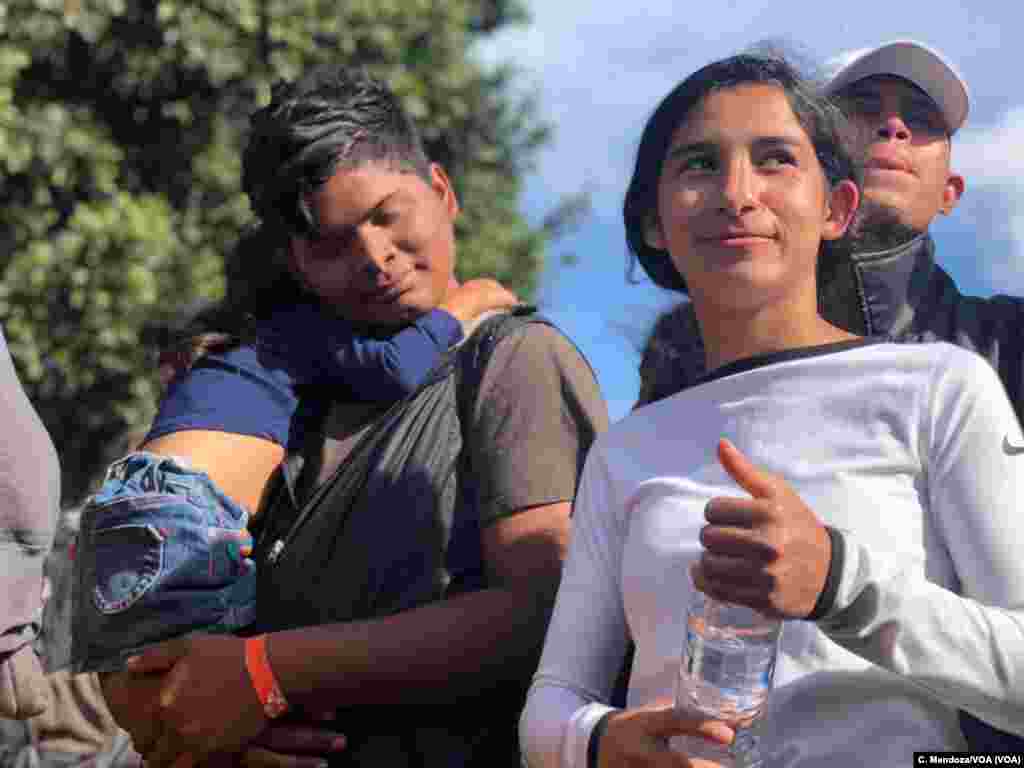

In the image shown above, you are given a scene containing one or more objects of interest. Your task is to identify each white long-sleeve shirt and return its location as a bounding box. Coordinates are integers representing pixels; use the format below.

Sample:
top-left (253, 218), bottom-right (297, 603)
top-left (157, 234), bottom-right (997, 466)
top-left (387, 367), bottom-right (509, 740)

top-left (521, 340), bottom-right (1024, 768)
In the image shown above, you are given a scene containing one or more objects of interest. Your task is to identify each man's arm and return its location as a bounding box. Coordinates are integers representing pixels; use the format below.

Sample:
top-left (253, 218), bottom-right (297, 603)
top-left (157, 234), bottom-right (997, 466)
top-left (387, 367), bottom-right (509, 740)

top-left (116, 503), bottom-right (574, 764)
top-left (267, 500), bottom-right (569, 707)
top-left (120, 320), bottom-right (609, 761)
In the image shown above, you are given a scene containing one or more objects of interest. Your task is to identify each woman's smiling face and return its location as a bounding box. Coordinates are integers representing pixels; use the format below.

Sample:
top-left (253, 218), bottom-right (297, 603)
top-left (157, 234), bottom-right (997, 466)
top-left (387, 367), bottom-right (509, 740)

top-left (647, 83), bottom-right (851, 314)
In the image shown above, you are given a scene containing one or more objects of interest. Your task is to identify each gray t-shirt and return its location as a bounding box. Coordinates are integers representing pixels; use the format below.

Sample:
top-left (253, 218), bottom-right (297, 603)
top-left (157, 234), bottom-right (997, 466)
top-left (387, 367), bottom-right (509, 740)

top-left (303, 322), bottom-right (608, 522)
top-left (256, 317), bottom-right (607, 767)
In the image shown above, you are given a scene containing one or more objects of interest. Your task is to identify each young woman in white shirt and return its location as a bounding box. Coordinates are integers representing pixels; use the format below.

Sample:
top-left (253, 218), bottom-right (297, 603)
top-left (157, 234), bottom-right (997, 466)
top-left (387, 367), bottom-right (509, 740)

top-left (520, 53), bottom-right (1024, 768)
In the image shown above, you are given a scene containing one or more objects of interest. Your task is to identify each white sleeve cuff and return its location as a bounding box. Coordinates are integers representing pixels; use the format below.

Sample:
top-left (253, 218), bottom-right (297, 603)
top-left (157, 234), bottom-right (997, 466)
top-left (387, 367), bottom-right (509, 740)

top-left (563, 702), bottom-right (618, 768)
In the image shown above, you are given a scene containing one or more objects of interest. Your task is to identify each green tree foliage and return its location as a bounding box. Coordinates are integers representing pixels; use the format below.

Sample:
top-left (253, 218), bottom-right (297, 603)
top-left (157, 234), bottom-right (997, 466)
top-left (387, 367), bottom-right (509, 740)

top-left (1, 0), bottom-right (554, 503)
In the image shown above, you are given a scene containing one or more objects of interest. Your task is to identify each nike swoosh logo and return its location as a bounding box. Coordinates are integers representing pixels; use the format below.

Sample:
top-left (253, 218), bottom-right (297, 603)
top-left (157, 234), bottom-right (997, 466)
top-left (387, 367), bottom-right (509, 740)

top-left (1003, 435), bottom-right (1024, 456)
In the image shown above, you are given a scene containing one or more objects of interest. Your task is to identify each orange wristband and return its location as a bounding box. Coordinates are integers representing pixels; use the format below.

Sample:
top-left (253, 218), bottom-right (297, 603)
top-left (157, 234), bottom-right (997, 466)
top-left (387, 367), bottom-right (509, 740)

top-left (244, 635), bottom-right (289, 719)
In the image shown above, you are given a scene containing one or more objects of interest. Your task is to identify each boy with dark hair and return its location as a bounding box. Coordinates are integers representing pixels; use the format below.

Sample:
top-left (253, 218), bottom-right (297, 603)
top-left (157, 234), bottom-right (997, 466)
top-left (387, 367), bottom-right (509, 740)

top-left (72, 68), bottom-right (522, 674)
top-left (90, 63), bottom-right (608, 768)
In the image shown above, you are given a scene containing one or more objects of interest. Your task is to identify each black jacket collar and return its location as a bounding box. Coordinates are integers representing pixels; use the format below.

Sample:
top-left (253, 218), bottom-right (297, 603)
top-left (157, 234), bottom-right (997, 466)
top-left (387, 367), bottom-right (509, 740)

top-left (850, 233), bottom-right (936, 336)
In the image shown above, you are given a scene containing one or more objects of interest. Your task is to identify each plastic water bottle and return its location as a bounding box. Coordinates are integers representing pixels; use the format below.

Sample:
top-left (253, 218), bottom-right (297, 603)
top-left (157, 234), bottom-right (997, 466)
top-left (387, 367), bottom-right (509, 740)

top-left (673, 590), bottom-right (782, 767)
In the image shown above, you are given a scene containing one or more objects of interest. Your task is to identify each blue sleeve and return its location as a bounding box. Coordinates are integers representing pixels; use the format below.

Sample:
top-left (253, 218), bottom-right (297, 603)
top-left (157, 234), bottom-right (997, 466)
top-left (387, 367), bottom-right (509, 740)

top-left (146, 345), bottom-right (297, 448)
top-left (259, 304), bottom-right (463, 402)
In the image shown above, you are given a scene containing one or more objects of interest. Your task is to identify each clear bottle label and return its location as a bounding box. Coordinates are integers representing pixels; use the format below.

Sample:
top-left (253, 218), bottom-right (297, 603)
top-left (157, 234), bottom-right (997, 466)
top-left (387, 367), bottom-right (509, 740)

top-left (678, 615), bottom-right (779, 723)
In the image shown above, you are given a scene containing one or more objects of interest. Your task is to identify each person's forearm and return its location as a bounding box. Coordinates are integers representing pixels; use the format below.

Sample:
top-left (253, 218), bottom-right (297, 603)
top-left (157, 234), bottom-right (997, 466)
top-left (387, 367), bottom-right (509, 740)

top-left (268, 581), bottom-right (555, 710)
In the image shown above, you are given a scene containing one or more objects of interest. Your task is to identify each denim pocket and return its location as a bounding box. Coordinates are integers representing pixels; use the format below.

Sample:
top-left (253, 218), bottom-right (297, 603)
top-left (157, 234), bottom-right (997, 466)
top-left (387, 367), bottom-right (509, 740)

top-left (92, 523), bottom-right (165, 614)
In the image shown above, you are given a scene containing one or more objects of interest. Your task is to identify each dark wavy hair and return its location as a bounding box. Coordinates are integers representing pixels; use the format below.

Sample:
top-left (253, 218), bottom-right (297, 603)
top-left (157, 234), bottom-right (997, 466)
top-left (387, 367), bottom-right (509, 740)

top-left (623, 53), bottom-right (860, 293)
top-left (182, 67), bottom-right (431, 353)
top-left (242, 66), bottom-right (431, 240)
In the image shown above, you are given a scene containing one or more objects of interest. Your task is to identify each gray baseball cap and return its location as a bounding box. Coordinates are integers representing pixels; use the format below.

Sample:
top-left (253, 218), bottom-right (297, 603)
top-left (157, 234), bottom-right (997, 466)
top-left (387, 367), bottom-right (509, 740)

top-left (824, 39), bottom-right (969, 134)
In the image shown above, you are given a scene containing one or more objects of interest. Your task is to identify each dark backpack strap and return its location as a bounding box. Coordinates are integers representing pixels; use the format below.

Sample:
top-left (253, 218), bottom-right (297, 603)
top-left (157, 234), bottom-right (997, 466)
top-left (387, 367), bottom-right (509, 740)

top-left (453, 305), bottom-right (557, 422)
top-left (433, 306), bottom-right (559, 600)
top-left (450, 307), bottom-right (589, 768)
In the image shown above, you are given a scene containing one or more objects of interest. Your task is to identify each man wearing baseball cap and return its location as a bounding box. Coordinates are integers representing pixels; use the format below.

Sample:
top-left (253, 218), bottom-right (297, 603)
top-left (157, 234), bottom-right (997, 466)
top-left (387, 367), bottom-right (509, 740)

top-left (816, 39), bottom-right (973, 335)
top-left (640, 38), bottom-right (1023, 423)
top-left (632, 40), bottom-right (1024, 750)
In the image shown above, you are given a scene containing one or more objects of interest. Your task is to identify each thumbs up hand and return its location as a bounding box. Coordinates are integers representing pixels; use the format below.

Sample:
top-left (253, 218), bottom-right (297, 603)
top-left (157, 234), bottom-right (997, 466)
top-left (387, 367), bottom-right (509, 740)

top-left (691, 438), bottom-right (832, 620)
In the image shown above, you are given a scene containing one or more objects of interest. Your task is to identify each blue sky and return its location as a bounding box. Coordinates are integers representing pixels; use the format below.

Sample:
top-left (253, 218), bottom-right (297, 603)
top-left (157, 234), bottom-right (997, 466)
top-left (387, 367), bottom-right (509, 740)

top-left (478, 1), bottom-right (1024, 420)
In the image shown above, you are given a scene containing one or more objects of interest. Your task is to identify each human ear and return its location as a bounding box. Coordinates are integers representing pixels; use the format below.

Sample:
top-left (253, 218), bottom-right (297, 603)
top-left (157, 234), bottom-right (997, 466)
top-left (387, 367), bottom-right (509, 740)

top-left (822, 179), bottom-right (859, 241)
top-left (429, 163), bottom-right (460, 219)
top-left (643, 212), bottom-right (667, 251)
top-left (940, 172), bottom-right (964, 216)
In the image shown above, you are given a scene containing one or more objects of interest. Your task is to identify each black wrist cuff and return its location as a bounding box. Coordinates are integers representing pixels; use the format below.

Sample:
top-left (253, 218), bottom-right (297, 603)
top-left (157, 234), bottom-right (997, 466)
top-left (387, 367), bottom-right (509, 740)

top-left (587, 711), bottom-right (614, 768)
top-left (806, 526), bottom-right (844, 621)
